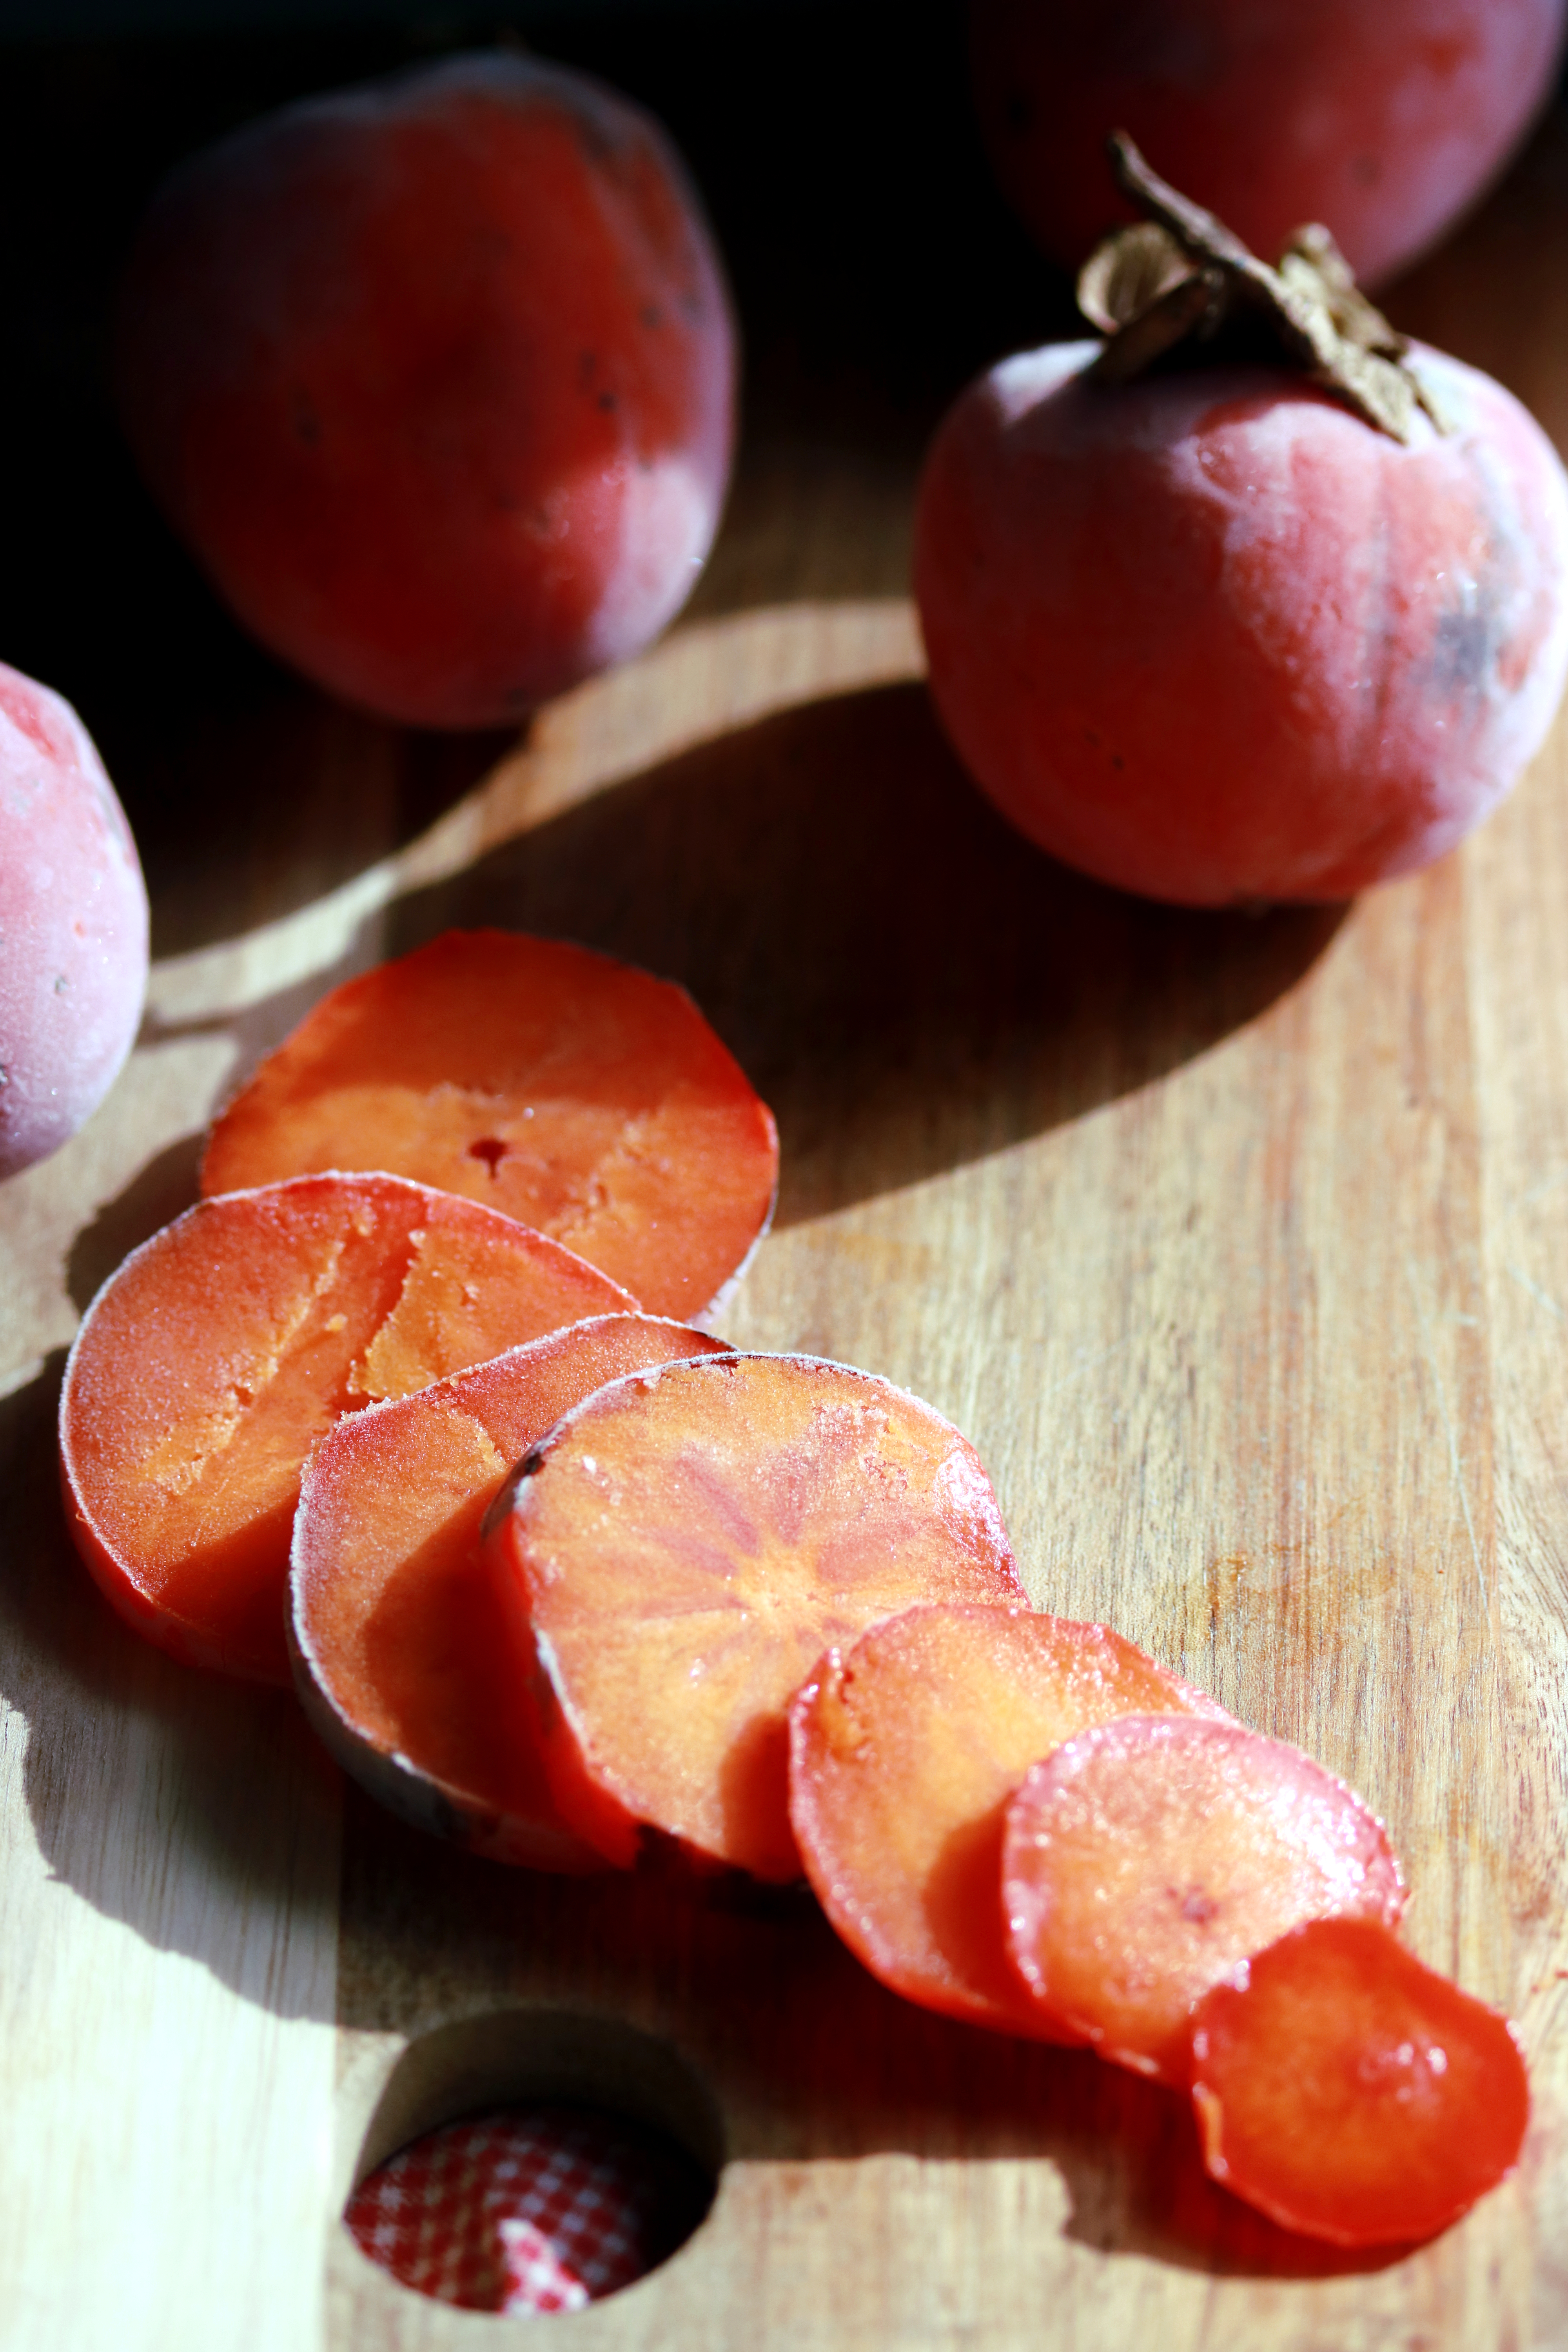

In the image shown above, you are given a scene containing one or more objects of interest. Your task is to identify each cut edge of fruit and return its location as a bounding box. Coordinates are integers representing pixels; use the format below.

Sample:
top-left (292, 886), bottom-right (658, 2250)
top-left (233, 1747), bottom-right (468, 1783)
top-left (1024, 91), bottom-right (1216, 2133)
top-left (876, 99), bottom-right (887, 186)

top-left (688, 1122), bottom-right (779, 1327)
top-left (285, 1599), bottom-right (609, 1872)
top-left (488, 1350), bottom-right (1021, 1879)
top-left (1187, 1924), bottom-right (1531, 2247)
top-left (1001, 1715), bottom-right (1409, 2080)
top-left (289, 1314), bottom-right (737, 1868)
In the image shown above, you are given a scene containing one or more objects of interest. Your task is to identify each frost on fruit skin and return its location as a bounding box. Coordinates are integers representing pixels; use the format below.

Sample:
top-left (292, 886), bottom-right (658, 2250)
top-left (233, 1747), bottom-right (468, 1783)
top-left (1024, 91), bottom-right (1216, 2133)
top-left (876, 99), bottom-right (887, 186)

top-left (1002, 1713), bottom-right (1406, 2085)
top-left (0, 662), bottom-right (148, 1179)
top-left (289, 1311), bottom-right (730, 1868)
top-left (970, 0), bottom-right (1568, 291)
top-left (915, 337), bottom-right (1568, 906)
top-left (58, 1171), bottom-right (632, 1684)
top-left (788, 1601), bottom-right (1234, 2038)
top-left (488, 1352), bottom-right (1026, 1881)
top-left (115, 50), bottom-right (737, 728)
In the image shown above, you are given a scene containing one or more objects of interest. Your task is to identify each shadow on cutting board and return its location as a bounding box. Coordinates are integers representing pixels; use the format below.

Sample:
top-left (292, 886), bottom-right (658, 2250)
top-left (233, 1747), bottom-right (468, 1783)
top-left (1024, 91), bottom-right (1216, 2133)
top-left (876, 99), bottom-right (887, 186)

top-left (134, 677), bottom-right (1344, 1252)
top-left (385, 681), bottom-right (1346, 1230)
top-left (0, 1350), bottom-right (338, 2020)
top-left (336, 1786), bottom-right (1409, 2285)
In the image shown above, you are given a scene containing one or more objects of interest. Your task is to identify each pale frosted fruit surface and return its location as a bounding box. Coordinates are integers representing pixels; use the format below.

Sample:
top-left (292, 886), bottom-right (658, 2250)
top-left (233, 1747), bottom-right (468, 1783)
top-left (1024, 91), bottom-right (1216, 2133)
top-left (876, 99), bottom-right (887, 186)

top-left (490, 1353), bottom-right (1025, 1881)
top-left (1191, 1918), bottom-right (1530, 2245)
top-left (1002, 1714), bottom-right (1406, 2083)
top-left (115, 50), bottom-right (736, 727)
top-left (292, 1312), bottom-right (728, 1867)
top-left (916, 341), bottom-right (1568, 906)
top-left (971, 0), bottom-right (1566, 287)
top-left (789, 1602), bottom-right (1230, 2035)
top-left (202, 930), bottom-right (779, 1323)
top-left (0, 661), bottom-right (148, 1178)
top-left (60, 1171), bottom-right (630, 1684)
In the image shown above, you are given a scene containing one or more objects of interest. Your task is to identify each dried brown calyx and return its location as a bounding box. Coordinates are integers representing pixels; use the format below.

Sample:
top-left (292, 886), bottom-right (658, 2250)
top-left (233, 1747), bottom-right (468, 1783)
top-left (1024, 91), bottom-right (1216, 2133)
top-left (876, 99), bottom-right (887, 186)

top-left (1077, 132), bottom-right (1447, 444)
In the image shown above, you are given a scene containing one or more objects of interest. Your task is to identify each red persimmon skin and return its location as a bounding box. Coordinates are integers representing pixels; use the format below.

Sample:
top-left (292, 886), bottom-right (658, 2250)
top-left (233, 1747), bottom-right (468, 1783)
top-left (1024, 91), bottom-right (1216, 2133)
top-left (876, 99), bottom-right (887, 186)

top-left (915, 340), bottom-right (1568, 906)
top-left (0, 663), bottom-right (148, 1178)
top-left (115, 52), bottom-right (736, 729)
top-left (1190, 1917), bottom-right (1530, 2245)
top-left (970, 0), bottom-right (1567, 287)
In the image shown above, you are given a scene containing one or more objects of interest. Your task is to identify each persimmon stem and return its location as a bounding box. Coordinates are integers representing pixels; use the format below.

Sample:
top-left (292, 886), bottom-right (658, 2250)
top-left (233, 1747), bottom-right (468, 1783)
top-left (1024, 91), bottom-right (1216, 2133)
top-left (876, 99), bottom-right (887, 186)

top-left (1078, 131), bottom-right (1448, 442)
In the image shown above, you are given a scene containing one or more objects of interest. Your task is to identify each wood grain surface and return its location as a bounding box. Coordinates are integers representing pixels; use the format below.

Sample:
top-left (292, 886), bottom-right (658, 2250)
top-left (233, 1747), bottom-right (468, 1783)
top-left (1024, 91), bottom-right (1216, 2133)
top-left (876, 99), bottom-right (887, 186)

top-left (5, 73), bottom-right (1568, 2352)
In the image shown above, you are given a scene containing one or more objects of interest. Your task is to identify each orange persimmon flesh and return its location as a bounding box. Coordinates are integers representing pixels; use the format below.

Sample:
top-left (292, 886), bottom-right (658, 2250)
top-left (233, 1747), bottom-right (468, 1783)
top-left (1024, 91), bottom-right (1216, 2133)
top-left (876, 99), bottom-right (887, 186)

top-left (1002, 1715), bottom-right (1406, 2085)
top-left (789, 1602), bottom-right (1232, 2038)
top-left (487, 1352), bottom-right (1026, 1881)
top-left (200, 930), bottom-right (780, 1322)
top-left (60, 1172), bottom-right (632, 1685)
top-left (291, 1312), bottom-right (731, 1869)
top-left (1191, 1918), bottom-right (1529, 2245)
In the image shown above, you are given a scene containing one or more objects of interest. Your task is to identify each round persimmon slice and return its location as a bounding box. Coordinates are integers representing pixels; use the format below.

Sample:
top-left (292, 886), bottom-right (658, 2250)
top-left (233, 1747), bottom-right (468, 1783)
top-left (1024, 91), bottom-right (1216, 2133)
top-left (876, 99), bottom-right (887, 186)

top-left (200, 929), bottom-right (780, 1322)
top-left (487, 1353), bottom-right (1025, 1881)
top-left (1002, 1715), bottom-right (1406, 2085)
top-left (292, 1312), bottom-right (731, 1868)
top-left (1191, 1918), bottom-right (1529, 2246)
top-left (789, 1603), bottom-right (1232, 2038)
top-left (60, 1172), bottom-right (632, 1685)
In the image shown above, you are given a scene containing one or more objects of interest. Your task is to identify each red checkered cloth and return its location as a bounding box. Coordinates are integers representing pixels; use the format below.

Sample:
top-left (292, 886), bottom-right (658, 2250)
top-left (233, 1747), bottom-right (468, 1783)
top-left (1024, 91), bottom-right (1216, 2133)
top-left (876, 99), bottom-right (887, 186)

top-left (345, 2105), bottom-right (706, 2316)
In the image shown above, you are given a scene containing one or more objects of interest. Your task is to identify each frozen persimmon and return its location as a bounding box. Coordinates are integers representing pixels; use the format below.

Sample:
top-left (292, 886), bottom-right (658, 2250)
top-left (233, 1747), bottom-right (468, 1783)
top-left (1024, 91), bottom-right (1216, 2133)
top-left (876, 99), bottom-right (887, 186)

top-left (1002, 1715), bottom-right (1406, 2084)
top-left (115, 51), bottom-right (735, 728)
top-left (970, 0), bottom-right (1566, 289)
top-left (0, 661), bottom-right (148, 1178)
top-left (789, 1603), bottom-right (1230, 2038)
top-left (60, 1172), bottom-right (631, 1684)
top-left (915, 155), bottom-right (1568, 906)
top-left (202, 931), bottom-right (778, 1323)
top-left (486, 1354), bottom-right (1025, 1881)
top-left (291, 1312), bottom-right (729, 1867)
top-left (1191, 1918), bottom-right (1529, 2245)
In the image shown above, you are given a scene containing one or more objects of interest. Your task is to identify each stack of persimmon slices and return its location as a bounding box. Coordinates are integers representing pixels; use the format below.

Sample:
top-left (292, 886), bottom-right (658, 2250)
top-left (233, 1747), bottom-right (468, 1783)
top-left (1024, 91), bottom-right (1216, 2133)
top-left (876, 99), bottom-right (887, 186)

top-left (58, 930), bottom-right (779, 1682)
top-left (55, 926), bottom-right (1526, 2252)
top-left (781, 1597), bottom-right (1526, 2246)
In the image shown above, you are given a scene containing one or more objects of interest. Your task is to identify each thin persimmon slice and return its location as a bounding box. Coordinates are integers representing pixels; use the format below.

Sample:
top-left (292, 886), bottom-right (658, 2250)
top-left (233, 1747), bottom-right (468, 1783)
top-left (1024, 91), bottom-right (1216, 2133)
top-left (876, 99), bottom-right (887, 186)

top-left (60, 1172), bottom-right (632, 1685)
top-left (1191, 1918), bottom-right (1529, 2245)
top-left (200, 929), bottom-right (779, 1322)
top-left (291, 1312), bottom-right (731, 1868)
top-left (788, 1603), bottom-right (1232, 2038)
top-left (486, 1353), bottom-right (1025, 1881)
top-left (1002, 1715), bottom-right (1406, 2085)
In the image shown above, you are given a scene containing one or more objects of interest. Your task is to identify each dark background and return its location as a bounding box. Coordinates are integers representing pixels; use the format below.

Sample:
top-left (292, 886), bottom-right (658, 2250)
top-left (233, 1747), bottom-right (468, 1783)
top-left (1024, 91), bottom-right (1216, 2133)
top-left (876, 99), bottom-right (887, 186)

top-left (0, 3), bottom-right (1075, 854)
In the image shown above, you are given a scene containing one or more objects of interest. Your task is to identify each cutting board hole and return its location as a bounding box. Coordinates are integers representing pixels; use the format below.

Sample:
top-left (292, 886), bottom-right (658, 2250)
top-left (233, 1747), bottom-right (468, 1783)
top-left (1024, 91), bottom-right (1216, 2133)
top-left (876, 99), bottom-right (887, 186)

top-left (343, 2010), bottom-right (721, 2316)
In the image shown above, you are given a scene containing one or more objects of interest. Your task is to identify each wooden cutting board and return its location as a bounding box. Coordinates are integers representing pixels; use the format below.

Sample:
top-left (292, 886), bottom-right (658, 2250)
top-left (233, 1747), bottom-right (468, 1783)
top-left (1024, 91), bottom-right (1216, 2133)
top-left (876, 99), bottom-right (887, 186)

top-left (5, 108), bottom-right (1568, 2352)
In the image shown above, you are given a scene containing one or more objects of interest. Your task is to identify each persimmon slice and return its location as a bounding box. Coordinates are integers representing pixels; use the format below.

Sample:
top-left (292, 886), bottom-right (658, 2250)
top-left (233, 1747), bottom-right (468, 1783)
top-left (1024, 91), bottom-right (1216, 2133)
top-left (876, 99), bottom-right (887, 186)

top-left (788, 1603), bottom-right (1232, 2038)
top-left (200, 930), bottom-right (780, 1321)
top-left (1002, 1715), bottom-right (1406, 2085)
top-left (291, 1312), bottom-right (730, 1867)
top-left (1191, 1918), bottom-right (1530, 2245)
top-left (60, 1172), bottom-right (632, 1685)
top-left (487, 1354), bottom-right (1026, 1881)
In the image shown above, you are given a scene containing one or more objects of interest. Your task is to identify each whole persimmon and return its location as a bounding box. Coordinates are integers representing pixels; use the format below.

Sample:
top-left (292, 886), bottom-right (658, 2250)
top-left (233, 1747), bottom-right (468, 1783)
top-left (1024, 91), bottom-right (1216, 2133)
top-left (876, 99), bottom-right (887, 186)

top-left (115, 51), bottom-right (736, 729)
top-left (0, 662), bottom-right (148, 1178)
top-left (914, 147), bottom-right (1568, 906)
top-left (971, 0), bottom-right (1567, 287)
